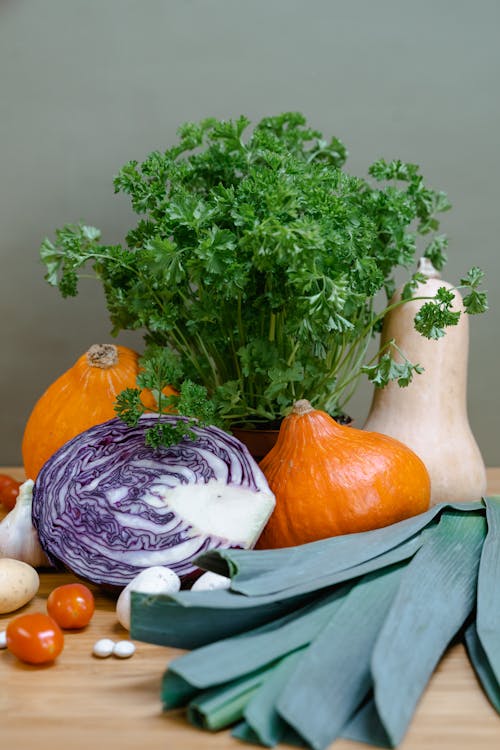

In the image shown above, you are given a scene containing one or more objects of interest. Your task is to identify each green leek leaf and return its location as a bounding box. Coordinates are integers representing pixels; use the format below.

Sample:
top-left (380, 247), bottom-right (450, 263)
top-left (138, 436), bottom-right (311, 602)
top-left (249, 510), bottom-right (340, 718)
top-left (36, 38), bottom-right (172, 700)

top-left (232, 719), bottom-right (305, 748)
top-left (277, 565), bottom-right (404, 750)
top-left (131, 589), bottom-right (315, 649)
top-left (196, 501), bottom-right (482, 596)
top-left (133, 532), bottom-right (423, 650)
top-left (464, 622), bottom-right (500, 714)
top-left (162, 670), bottom-right (198, 710)
top-left (341, 698), bottom-right (391, 748)
top-left (371, 511), bottom-right (486, 746)
top-left (239, 650), bottom-right (306, 747)
top-left (165, 586), bottom-right (349, 691)
top-left (476, 496), bottom-right (500, 682)
top-left (186, 666), bottom-right (272, 731)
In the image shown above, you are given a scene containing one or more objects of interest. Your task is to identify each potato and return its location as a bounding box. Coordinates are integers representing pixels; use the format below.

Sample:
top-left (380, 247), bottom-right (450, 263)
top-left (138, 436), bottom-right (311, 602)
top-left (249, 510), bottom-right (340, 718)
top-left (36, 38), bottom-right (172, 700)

top-left (0, 558), bottom-right (39, 614)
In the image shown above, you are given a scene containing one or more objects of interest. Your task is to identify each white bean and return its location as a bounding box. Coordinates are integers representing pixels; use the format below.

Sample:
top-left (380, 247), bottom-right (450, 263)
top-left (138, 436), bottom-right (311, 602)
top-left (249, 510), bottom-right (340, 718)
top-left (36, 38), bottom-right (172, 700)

top-left (93, 638), bottom-right (115, 658)
top-left (113, 640), bottom-right (135, 659)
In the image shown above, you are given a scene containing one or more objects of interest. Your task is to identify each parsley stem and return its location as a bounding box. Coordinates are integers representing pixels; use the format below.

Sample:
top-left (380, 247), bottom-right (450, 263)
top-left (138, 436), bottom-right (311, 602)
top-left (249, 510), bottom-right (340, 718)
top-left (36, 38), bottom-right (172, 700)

top-left (318, 307), bottom-right (368, 393)
top-left (269, 313), bottom-right (276, 342)
top-left (171, 325), bottom-right (207, 382)
top-left (194, 332), bottom-right (223, 388)
top-left (286, 340), bottom-right (300, 368)
top-left (229, 329), bottom-right (243, 383)
top-left (333, 335), bottom-right (372, 409)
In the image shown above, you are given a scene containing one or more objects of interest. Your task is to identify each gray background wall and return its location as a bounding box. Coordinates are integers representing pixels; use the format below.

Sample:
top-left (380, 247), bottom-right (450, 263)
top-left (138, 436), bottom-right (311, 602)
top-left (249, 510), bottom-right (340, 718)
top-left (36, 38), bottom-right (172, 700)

top-left (0, 0), bottom-right (498, 465)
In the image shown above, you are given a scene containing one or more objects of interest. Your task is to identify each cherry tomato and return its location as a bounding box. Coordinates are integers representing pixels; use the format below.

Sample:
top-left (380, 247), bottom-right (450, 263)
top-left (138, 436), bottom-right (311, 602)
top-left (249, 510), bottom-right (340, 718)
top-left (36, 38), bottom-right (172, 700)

top-left (47, 583), bottom-right (95, 629)
top-left (0, 474), bottom-right (21, 512)
top-left (6, 613), bottom-right (64, 664)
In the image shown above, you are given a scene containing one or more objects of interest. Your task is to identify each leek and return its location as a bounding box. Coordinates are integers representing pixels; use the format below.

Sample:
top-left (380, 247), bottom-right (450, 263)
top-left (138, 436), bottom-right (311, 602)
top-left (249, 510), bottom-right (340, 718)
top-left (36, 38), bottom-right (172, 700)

top-left (197, 501), bottom-right (481, 596)
top-left (130, 500), bottom-right (500, 749)
top-left (371, 511), bottom-right (486, 747)
top-left (477, 496), bottom-right (500, 681)
top-left (277, 564), bottom-right (404, 750)
top-left (464, 622), bottom-right (500, 713)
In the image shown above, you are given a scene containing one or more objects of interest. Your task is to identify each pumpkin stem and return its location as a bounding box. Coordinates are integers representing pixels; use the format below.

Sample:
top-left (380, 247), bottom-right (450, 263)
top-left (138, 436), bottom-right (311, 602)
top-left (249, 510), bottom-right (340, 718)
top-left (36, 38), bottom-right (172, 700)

top-left (417, 256), bottom-right (441, 279)
top-left (292, 399), bottom-right (315, 416)
top-left (86, 344), bottom-right (119, 369)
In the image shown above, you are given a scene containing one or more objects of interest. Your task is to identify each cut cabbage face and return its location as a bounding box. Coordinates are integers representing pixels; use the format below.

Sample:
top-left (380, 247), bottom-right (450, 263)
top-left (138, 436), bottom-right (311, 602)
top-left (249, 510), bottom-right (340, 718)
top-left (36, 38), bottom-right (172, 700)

top-left (32, 415), bottom-right (275, 587)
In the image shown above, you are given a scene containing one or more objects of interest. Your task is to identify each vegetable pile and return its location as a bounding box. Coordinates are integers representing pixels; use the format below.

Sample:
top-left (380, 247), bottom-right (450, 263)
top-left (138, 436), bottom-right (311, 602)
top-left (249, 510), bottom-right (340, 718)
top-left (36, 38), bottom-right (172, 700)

top-left (31, 414), bottom-right (275, 586)
top-left (40, 112), bottom-right (487, 448)
top-left (131, 498), bottom-right (500, 749)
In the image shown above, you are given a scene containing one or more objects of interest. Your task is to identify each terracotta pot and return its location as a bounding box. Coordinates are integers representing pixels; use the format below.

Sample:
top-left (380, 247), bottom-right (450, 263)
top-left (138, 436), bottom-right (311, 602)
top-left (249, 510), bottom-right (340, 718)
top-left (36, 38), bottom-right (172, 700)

top-left (231, 427), bottom-right (279, 463)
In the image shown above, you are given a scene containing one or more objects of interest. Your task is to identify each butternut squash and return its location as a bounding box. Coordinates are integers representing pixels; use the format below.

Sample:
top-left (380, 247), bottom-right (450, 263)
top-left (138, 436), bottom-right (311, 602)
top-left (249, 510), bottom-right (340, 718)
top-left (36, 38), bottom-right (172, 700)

top-left (363, 258), bottom-right (486, 506)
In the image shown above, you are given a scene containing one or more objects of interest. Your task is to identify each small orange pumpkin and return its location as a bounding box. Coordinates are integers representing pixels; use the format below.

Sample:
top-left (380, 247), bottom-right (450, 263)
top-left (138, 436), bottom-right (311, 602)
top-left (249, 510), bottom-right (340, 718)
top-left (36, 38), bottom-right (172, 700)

top-left (22, 344), bottom-right (176, 480)
top-left (257, 399), bottom-right (430, 549)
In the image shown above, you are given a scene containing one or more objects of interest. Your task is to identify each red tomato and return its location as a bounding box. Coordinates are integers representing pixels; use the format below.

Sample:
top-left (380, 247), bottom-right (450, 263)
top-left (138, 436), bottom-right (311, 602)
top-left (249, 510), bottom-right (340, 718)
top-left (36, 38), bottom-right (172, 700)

top-left (6, 613), bottom-right (64, 664)
top-left (47, 583), bottom-right (95, 629)
top-left (0, 474), bottom-right (21, 512)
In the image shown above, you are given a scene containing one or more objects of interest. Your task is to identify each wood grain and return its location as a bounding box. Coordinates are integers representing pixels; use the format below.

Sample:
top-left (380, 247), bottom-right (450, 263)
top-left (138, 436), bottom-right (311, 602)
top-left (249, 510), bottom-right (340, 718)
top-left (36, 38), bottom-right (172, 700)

top-left (0, 468), bottom-right (499, 750)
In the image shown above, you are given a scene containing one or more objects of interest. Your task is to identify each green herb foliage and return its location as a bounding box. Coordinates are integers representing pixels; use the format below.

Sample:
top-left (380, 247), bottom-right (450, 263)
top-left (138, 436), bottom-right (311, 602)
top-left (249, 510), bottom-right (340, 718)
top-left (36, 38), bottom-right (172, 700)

top-left (40, 113), bottom-right (487, 445)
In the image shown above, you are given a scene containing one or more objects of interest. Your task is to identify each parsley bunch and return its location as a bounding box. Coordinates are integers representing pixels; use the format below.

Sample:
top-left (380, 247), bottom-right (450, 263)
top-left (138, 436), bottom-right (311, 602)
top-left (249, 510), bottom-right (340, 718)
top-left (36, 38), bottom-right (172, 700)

top-left (41, 113), bottom-right (487, 446)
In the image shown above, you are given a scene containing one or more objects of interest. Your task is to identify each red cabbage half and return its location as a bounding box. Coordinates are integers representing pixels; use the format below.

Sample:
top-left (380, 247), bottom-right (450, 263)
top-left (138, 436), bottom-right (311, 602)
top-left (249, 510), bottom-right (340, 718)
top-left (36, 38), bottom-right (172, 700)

top-left (32, 415), bottom-right (275, 587)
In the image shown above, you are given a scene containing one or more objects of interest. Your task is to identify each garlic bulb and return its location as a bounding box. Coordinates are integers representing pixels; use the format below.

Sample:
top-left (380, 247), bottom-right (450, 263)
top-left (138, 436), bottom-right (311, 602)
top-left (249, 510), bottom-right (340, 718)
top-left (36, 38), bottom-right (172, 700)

top-left (116, 566), bottom-right (181, 631)
top-left (0, 480), bottom-right (50, 567)
top-left (191, 571), bottom-right (231, 591)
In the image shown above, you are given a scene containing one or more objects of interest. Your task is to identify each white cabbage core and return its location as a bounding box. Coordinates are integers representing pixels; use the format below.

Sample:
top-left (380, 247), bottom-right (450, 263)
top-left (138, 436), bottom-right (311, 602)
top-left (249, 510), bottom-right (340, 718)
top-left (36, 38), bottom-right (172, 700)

top-left (154, 478), bottom-right (275, 547)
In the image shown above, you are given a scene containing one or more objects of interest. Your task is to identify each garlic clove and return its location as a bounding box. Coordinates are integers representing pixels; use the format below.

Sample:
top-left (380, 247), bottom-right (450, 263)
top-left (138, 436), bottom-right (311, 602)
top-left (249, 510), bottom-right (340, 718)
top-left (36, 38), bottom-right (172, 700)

top-left (0, 480), bottom-right (50, 567)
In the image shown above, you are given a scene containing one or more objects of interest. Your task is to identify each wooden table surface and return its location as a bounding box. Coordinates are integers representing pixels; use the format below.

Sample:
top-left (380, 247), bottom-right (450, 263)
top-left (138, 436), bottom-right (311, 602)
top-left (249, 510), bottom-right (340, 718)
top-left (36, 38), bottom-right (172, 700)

top-left (1, 466), bottom-right (499, 750)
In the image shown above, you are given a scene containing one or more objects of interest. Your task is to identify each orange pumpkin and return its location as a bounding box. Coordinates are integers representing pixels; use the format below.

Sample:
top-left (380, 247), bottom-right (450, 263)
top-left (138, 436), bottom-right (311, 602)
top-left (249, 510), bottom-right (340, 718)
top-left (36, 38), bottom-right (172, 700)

top-left (22, 344), bottom-right (176, 480)
top-left (257, 399), bottom-right (430, 549)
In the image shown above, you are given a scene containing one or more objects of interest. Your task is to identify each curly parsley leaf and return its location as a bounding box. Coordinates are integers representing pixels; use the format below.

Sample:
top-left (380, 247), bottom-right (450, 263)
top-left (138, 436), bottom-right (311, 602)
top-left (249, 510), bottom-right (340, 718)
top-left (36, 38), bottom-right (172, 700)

top-left (362, 346), bottom-right (424, 389)
top-left (114, 358), bottom-right (218, 447)
top-left (424, 235), bottom-right (448, 271)
top-left (414, 286), bottom-right (461, 339)
top-left (136, 347), bottom-right (184, 394)
top-left (176, 380), bottom-right (218, 425)
top-left (457, 266), bottom-right (488, 315)
top-left (402, 272), bottom-right (428, 301)
top-left (460, 266), bottom-right (484, 288)
top-left (114, 388), bottom-right (146, 427)
top-left (463, 290), bottom-right (488, 315)
top-left (140, 380), bottom-right (218, 449)
top-left (144, 420), bottom-right (196, 450)
top-left (40, 224), bottom-right (104, 297)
